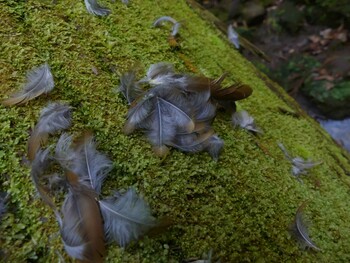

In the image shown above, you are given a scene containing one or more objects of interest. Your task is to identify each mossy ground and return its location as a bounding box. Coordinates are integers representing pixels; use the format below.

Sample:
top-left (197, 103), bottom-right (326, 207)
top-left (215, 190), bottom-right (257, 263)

top-left (1, 0), bottom-right (350, 262)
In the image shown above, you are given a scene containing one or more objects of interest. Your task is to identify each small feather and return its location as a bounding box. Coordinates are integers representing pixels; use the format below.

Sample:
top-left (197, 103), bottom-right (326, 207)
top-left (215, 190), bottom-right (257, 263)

top-left (153, 16), bottom-right (178, 27)
top-left (228, 24), bottom-right (239, 49)
top-left (291, 203), bottom-right (321, 251)
top-left (28, 102), bottom-right (72, 161)
top-left (232, 110), bottom-right (262, 134)
top-left (278, 143), bottom-right (322, 179)
top-left (205, 135), bottom-right (224, 161)
top-left (118, 71), bottom-right (144, 104)
top-left (60, 177), bottom-right (105, 262)
top-left (84, 0), bottom-right (110, 16)
top-left (171, 22), bottom-right (181, 36)
top-left (99, 188), bottom-right (157, 247)
top-left (2, 63), bottom-right (54, 106)
top-left (121, 0), bottom-right (129, 5)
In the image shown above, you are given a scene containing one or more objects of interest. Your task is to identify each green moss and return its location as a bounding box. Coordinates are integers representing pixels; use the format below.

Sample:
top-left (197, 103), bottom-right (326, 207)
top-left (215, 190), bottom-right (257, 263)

top-left (1, 0), bottom-right (350, 262)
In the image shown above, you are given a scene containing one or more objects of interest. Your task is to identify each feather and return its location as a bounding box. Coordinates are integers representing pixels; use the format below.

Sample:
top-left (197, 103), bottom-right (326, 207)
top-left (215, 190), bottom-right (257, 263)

top-left (153, 16), bottom-right (178, 27)
top-left (28, 103), bottom-right (72, 161)
top-left (118, 71), bottom-right (144, 104)
top-left (227, 24), bottom-right (239, 49)
top-left (30, 148), bottom-right (62, 220)
top-left (291, 203), bottom-right (321, 251)
top-left (205, 135), bottom-right (224, 161)
top-left (146, 97), bottom-right (194, 156)
top-left (2, 63), bottom-right (54, 106)
top-left (84, 0), bottom-right (110, 16)
top-left (60, 172), bottom-right (105, 262)
top-left (121, 0), bottom-right (129, 5)
top-left (211, 83), bottom-right (252, 101)
top-left (278, 143), bottom-right (322, 179)
top-left (232, 110), bottom-right (262, 134)
top-left (171, 22), bottom-right (181, 37)
top-left (170, 130), bottom-right (214, 153)
top-left (55, 133), bottom-right (112, 194)
top-left (99, 188), bottom-right (157, 247)
top-left (124, 93), bottom-right (156, 134)
top-left (72, 134), bottom-right (113, 194)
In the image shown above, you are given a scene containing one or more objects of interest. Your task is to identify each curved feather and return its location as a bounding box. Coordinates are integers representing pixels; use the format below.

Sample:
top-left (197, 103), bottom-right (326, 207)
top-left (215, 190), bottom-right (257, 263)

top-left (84, 0), bottom-right (110, 16)
top-left (291, 203), bottom-right (321, 251)
top-left (99, 188), bottom-right (157, 247)
top-left (28, 103), bottom-right (72, 161)
top-left (153, 16), bottom-right (178, 27)
top-left (2, 63), bottom-right (54, 106)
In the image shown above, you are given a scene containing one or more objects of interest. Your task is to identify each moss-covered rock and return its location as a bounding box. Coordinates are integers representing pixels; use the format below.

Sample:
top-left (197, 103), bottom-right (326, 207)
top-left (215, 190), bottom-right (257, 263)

top-left (1, 0), bottom-right (350, 262)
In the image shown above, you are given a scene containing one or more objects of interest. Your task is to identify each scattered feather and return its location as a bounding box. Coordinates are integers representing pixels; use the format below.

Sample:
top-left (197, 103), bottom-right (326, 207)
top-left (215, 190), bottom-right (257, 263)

top-left (99, 188), bottom-right (157, 247)
top-left (205, 135), bottom-right (224, 161)
top-left (55, 133), bottom-right (113, 194)
top-left (232, 110), bottom-right (262, 134)
top-left (121, 0), bottom-right (129, 5)
top-left (118, 71), bottom-right (144, 104)
top-left (228, 24), bottom-right (239, 49)
top-left (153, 16), bottom-right (181, 37)
top-left (59, 172), bottom-right (105, 262)
top-left (84, 0), bottom-right (111, 16)
top-left (278, 143), bottom-right (322, 180)
top-left (28, 102), bottom-right (72, 161)
top-left (2, 63), bottom-right (54, 106)
top-left (291, 203), bottom-right (321, 251)
top-left (72, 134), bottom-right (113, 194)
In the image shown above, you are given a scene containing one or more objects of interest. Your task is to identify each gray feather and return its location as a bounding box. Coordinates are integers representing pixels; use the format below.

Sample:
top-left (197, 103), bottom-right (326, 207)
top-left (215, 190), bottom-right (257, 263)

top-left (118, 71), bottom-right (144, 104)
top-left (0, 193), bottom-right (9, 220)
top-left (2, 63), bottom-right (54, 106)
top-left (84, 0), bottom-right (110, 16)
top-left (35, 102), bottom-right (72, 136)
top-left (205, 135), bottom-right (224, 161)
top-left (153, 16), bottom-right (178, 27)
top-left (232, 110), bottom-right (262, 134)
top-left (291, 204), bottom-right (321, 251)
top-left (228, 25), bottom-right (239, 49)
top-left (99, 188), bottom-right (157, 247)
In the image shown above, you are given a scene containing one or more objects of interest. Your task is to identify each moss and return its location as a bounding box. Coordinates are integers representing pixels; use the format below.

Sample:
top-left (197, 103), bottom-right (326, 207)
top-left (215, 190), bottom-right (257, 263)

top-left (1, 0), bottom-right (350, 262)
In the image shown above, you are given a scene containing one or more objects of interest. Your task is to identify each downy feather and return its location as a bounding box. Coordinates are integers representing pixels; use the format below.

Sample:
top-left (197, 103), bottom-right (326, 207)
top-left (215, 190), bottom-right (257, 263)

top-left (84, 0), bottom-right (111, 16)
top-left (205, 135), bottom-right (224, 161)
top-left (232, 110), bottom-right (262, 134)
top-left (60, 176), bottom-right (105, 262)
top-left (228, 24), bottom-right (240, 49)
top-left (28, 103), bottom-right (72, 161)
top-left (2, 63), bottom-right (54, 106)
top-left (99, 188), bottom-right (157, 247)
top-left (291, 203), bottom-right (321, 251)
top-left (170, 130), bottom-right (214, 153)
top-left (118, 71), bottom-right (144, 104)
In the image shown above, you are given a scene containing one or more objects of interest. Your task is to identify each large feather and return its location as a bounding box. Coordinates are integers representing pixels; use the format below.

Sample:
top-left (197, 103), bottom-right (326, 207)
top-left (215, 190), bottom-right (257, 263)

top-left (146, 97), bottom-right (194, 156)
top-left (84, 0), bottom-right (110, 16)
top-left (99, 188), bottom-right (157, 248)
top-left (2, 63), bottom-right (54, 106)
top-left (59, 172), bottom-right (105, 263)
top-left (118, 71), bottom-right (144, 105)
top-left (291, 203), bottom-right (321, 251)
top-left (28, 103), bottom-right (72, 161)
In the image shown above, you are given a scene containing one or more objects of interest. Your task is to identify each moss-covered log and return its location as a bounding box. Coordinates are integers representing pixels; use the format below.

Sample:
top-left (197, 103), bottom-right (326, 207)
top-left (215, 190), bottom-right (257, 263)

top-left (1, 0), bottom-right (350, 262)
